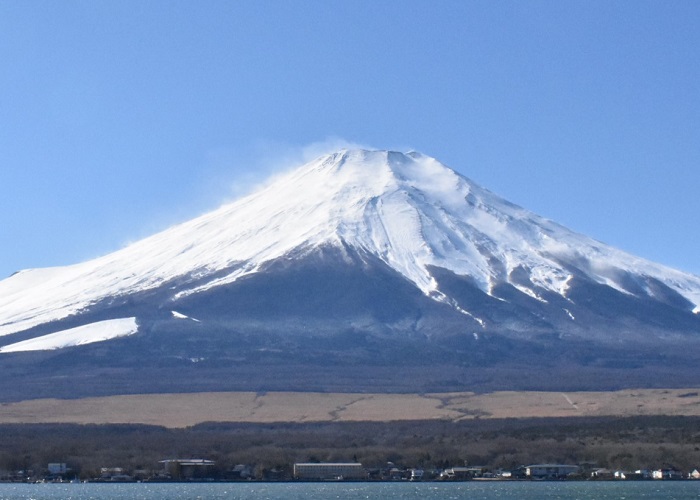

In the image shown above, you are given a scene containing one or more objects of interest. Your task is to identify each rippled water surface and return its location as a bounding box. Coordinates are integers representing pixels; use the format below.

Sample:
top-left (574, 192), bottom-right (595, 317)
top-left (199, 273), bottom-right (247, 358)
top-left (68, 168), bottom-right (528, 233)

top-left (0, 481), bottom-right (698, 500)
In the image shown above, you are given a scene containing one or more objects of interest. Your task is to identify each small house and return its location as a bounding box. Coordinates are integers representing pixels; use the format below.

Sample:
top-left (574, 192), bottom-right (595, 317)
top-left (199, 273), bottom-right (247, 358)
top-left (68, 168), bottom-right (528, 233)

top-left (652, 468), bottom-right (683, 480)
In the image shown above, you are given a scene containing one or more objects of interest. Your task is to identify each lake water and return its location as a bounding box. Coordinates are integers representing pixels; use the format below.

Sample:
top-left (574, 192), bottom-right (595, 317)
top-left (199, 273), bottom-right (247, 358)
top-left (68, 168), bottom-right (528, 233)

top-left (0, 481), bottom-right (698, 500)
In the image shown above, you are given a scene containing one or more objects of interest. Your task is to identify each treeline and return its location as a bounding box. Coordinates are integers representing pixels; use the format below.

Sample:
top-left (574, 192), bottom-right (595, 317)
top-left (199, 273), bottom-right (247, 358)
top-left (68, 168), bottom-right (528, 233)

top-left (1, 416), bottom-right (699, 479)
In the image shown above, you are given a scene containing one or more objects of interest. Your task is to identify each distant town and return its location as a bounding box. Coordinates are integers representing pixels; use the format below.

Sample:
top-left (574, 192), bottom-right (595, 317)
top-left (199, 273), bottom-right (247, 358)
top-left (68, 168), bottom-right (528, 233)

top-left (4, 459), bottom-right (700, 483)
top-left (1, 416), bottom-right (698, 486)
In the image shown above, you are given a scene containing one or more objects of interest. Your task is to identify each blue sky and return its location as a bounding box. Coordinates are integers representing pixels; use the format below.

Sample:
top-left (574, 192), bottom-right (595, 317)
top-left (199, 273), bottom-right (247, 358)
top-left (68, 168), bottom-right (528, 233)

top-left (1, 1), bottom-right (699, 278)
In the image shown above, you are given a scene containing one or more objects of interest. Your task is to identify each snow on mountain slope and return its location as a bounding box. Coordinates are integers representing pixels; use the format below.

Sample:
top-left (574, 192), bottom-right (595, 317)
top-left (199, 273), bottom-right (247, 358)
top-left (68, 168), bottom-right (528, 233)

top-left (1, 149), bottom-right (699, 339)
top-left (0, 317), bottom-right (138, 353)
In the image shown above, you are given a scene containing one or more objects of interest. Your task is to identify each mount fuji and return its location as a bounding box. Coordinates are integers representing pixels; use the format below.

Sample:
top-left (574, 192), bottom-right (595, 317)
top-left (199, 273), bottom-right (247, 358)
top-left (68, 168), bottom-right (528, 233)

top-left (1, 149), bottom-right (699, 400)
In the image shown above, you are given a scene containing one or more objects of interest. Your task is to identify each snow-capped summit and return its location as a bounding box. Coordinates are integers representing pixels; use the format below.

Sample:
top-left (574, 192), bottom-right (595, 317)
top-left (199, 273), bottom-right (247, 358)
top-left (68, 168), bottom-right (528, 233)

top-left (0, 149), bottom-right (699, 397)
top-left (1, 149), bottom-right (698, 340)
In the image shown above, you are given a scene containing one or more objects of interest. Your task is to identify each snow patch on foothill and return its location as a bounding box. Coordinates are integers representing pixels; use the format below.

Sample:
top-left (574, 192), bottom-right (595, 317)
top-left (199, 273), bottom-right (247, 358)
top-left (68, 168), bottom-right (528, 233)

top-left (0, 317), bottom-right (138, 353)
top-left (172, 311), bottom-right (200, 322)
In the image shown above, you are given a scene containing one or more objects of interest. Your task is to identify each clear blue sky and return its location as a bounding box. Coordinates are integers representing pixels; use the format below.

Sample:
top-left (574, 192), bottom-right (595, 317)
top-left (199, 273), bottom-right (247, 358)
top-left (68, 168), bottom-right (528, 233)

top-left (1, 1), bottom-right (699, 278)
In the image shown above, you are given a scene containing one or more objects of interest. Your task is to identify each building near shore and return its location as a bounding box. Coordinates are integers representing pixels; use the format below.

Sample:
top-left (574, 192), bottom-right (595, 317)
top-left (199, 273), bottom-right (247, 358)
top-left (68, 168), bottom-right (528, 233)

top-left (439, 467), bottom-right (474, 480)
top-left (525, 464), bottom-right (579, 479)
top-left (159, 459), bottom-right (216, 480)
top-left (47, 463), bottom-right (68, 475)
top-left (293, 462), bottom-right (365, 480)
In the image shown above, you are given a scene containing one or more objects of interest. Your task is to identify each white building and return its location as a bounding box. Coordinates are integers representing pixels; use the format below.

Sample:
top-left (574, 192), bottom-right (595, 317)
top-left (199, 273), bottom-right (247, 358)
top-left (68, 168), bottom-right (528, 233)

top-left (293, 462), bottom-right (365, 480)
top-left (652, 468), bottom-right (683, 480)
top-left (409, 468), bottom-right (424, 481)
top-left (439, 467), bottom-right (473, 480)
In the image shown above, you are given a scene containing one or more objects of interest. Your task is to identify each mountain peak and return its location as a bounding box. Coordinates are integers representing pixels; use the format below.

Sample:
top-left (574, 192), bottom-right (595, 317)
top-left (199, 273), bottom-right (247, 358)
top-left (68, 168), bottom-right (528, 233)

top-left (2, 148), bottom-right (700, 397)
top-left (306, 148), bottom-right (471, 210)
top-left (1, 149), bottom-right (699, 344)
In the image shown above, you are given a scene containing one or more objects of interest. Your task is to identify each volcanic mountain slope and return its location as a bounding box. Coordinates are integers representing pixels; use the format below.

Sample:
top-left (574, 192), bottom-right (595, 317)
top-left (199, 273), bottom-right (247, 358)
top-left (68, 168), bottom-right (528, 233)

top-left (1, 149), bottom-right (699, 399)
